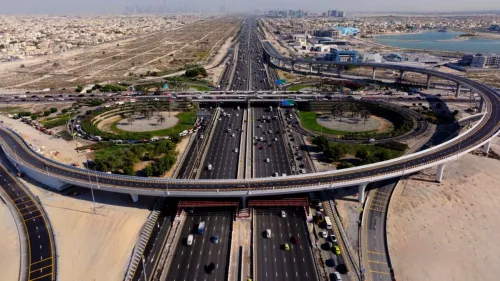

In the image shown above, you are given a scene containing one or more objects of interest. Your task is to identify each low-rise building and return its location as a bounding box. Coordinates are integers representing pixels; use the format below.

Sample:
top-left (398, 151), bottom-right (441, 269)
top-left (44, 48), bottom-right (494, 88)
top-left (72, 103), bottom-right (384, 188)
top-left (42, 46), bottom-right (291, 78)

top-left (460, 53), bottom-right (500, 68)
top-left (324, 48), bottom-right (358, 62)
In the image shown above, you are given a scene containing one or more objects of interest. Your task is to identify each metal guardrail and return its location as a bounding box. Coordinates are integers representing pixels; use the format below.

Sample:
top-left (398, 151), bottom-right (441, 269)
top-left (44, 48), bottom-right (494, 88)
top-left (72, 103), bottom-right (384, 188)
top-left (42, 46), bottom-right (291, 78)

top-left (124, 197), bottom-right (166, 281)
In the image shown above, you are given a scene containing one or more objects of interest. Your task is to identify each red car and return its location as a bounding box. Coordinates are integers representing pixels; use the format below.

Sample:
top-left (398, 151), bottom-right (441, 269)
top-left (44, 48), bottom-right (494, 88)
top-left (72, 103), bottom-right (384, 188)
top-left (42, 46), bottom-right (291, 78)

top-left (269, 143), bottom-right (274, 147)
top-left (291, 236), bottom-right (300, 244)
top-left (259, 146), bottom-right (264, 150)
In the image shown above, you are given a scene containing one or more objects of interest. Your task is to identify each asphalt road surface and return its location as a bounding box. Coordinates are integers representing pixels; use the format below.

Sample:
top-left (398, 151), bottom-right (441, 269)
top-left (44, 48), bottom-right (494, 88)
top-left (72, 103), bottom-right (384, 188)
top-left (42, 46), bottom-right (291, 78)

top-left (199, 107), bottom-right (244, 179)
top-left (363, 180), bottom-right (395, 281)
top-left (255, 207), bottom-right (318, 281)
top-left (0, 152), bottom-right (55, 281)
top-left (165, 208), bottom-right (233, 281)
top-left (177, 116), bottom-right (209, 179)
top-left (252, 107), bottom-right (292, 178)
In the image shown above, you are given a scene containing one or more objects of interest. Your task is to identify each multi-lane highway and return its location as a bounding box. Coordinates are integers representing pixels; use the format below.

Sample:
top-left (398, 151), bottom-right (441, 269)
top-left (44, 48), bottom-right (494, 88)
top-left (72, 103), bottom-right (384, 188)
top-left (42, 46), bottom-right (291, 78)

top-left (0, 155), bottom-right (55, 281)
top-left (255, 207), bottom-right (318, 281)
top-left (252, 107), bottom-right (291, 178)
top-left (165, 208), bottom-right (233, 281)
top-left (199, 107), bottom-right (244, 179)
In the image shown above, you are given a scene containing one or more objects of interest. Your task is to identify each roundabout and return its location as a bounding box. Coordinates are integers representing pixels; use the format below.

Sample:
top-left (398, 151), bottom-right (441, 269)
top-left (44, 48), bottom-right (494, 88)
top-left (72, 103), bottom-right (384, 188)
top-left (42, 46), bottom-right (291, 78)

top-left (115, 112), bottom-right (179, 133)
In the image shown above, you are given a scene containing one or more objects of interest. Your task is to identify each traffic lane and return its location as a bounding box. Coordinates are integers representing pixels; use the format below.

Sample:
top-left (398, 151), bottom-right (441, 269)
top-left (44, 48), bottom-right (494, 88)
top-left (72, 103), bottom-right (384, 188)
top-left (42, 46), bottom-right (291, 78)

top-left (365, 183), bottom-right (394, 281)
top-left (199, 108), bottom-right (243, 179)
top-left (256, 208), bottom-right (318, 281)
top-left (136, 214), bottom-right (172, 281)
top-left (253, 107), bottom-right (291, 177)
top-left (0, 160), bottom-right (54, 281)
top-left (166, 209), bottom-right (233, 281)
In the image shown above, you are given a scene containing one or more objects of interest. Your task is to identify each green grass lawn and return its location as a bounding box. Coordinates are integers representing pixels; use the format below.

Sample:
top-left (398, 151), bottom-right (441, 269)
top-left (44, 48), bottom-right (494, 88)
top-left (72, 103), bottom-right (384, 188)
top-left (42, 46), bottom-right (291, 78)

top-left (287, 84), bottom-right (314, 91)
top-left (189, 84), bottom-right (211, 91)
top-left (297, 111), bottom-right (377, 136)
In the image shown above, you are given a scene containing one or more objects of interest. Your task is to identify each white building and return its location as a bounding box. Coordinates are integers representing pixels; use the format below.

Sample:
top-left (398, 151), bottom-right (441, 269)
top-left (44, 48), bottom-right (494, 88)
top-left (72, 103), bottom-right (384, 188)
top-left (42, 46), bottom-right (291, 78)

top-left (363, 53), bottom-right (382, 63)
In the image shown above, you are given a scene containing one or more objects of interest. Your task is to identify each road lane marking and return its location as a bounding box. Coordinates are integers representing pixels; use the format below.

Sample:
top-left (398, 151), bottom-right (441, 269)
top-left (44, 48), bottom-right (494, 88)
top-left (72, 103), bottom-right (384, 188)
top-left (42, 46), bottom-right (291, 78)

top-left (368, 259), bottom-right (388, 265)
top-left (29, 272), bottom-right (53, 281)
top-left (369, 270), bottom-right (391, 275)
top-left (367, 250), bottom-right (386, 255)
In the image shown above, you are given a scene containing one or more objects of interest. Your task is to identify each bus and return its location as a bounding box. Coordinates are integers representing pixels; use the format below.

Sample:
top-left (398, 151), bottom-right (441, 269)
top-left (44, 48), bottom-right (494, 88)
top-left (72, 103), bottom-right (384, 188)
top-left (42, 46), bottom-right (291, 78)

top-left (324, 216), bottom-right (333, 230)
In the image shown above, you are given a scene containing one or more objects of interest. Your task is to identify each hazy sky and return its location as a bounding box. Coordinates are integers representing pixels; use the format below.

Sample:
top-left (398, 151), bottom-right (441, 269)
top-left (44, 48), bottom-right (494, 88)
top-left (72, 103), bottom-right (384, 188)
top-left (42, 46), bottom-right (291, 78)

top-left (1, 0), bottom-right (499, 14)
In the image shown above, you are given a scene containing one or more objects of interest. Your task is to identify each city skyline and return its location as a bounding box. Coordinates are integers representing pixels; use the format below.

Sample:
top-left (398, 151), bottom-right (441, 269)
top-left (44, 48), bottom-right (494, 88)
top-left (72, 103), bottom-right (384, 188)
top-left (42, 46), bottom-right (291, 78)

top-left (1, 0), bottom-right (500, 14)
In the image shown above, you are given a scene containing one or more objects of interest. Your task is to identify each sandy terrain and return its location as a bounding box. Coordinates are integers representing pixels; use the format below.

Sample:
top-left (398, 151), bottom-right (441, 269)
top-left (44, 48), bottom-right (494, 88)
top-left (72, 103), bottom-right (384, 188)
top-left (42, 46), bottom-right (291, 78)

top-left (20, 178), bottom-right (154, 281)
top-left (0, 198), bottom-right (20, 281)
top-left (388, 150), bottom-right (500, 281)
top-left (0, 114), bottom-right (88, 165)
top-left (0, 18), bottom-right (240, 91)
top-left (116, 114), bottom-right (179, 132)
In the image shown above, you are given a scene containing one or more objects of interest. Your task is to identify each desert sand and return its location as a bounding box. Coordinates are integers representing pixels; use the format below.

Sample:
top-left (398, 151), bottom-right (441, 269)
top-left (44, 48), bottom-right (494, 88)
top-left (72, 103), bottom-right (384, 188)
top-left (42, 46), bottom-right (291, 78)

top-left (21, 179), bottom-right (154, 281)
top-left (0, 198), bottom-right (20, 281)
top-left (387, 145), bottom-right (500, 281)
top-left (0, 114), bottom-right (88, 165)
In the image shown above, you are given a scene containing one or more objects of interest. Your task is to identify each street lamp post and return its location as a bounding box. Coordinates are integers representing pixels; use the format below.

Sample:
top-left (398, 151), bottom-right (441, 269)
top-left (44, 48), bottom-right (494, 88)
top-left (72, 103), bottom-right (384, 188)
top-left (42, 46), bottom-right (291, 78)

top-left (86, 158), bottom-right (97, 213)
top-left (142, 256), bottom-right (148, 281)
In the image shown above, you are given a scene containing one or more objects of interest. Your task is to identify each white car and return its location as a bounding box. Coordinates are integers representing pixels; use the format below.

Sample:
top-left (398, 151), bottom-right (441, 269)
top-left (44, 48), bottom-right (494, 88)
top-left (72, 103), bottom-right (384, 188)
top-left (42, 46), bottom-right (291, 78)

top-left (281, 210), bottom-right (287, 218)
top-left (319, 231), bottom-right (328, 238)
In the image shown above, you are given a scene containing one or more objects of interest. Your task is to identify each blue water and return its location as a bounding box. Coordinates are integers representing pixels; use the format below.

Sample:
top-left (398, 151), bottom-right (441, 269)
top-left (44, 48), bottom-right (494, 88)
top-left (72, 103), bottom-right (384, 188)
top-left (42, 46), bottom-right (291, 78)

top-left (374, 31), bottom-right (500, 53)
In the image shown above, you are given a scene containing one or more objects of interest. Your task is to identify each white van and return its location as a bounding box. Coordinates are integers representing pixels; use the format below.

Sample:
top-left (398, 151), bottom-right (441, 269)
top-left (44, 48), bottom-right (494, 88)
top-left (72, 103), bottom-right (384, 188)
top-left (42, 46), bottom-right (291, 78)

top-left (187, 234), bottom-right (194, 246)
top-left (266, 229), bottom-right (271, 238)
top-left (266, 158), bottom-right (270, 162)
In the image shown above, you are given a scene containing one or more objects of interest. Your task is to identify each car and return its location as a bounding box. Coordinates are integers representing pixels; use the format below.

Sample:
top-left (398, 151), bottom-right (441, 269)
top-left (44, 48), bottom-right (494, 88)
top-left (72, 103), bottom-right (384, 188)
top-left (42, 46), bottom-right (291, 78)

top-left (259, 146), bottom-right (264, 150)
top-left (284, 243), bottom-right (290, 251)
top-left (333, 271), bottom-right (342, 281)
top-left (212, 235), bottom-right (220, 244)
top-left (265, 229), bottom-right (271, 238)
top-left (291, 236), bottom-right (300, 244)
top-left (334, 245), bottom-right (341, 255)
top-left (269, 143), bottom-right (274, 147)
top-left (274, 172), bottom-right (279, 177)
top-left (205, 262), bottom-right (216, 274)
top-left (330, 234), bottom-right (337, 243)
top-left (234, 148), bottom-right (239, 153)
top-left (319, 231), bottom-right (328, 238)
top-left (281, 210), bottom-right (286, 218)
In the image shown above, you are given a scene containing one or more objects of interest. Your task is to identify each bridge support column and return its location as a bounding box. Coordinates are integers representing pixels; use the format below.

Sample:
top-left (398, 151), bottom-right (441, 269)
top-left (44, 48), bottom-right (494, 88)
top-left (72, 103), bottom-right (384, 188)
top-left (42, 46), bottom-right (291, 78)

top-left (397, 70), bottom-right (405, 84)
top-left (291, 62), bottom-right (295, 72)
top-left (317, 64), bottom-right (321, 74)
top-left (483, 140), bottom-right (491, 154)
top-left (310, 64), bottom-right (313, 73)
top-left (241, 196), bottom-right (247, 209)
top-left (479, 97), bottom-right (484, 113)
top-left (278, 60), bottom-right (283, 67)
top-left (130, 193), bottom-right (139, 203)
top-left (358, 183), bottom-right (368, 204)
top-left (372, 68), bottom-right (376, 80)
top-left (426, 74), bottom-right (432, 89)
top-left (435, 163), bottom-right (446, 183)
top-left (455, 84), bottom-right (461, 97)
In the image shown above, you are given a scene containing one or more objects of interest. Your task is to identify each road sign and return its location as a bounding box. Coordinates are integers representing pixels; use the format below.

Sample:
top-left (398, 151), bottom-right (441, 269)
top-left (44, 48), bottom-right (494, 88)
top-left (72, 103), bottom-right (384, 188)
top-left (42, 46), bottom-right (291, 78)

top-left (162, 83), bottom-right (169, 90)
top-left (275, 79), bottom-right (286, 86)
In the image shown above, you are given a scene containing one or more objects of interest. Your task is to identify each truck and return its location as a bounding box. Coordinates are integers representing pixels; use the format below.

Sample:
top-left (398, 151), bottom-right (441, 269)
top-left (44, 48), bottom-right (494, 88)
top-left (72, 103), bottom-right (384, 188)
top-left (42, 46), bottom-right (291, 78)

top-left (198, 221), bottom-right (206, 234)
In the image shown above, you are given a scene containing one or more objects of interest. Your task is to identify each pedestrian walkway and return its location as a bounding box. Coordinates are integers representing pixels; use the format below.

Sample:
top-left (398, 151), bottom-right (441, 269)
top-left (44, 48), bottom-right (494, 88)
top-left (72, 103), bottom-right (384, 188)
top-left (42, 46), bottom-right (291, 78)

top-left (228, 220), bottom-right (251, 281)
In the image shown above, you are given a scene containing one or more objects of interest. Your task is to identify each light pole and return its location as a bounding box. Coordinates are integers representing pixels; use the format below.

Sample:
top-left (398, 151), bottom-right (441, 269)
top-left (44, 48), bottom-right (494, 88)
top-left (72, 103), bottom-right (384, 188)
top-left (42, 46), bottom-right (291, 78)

top-left (86, 158), bottom-right (97, 213)
top-left (142, 256), bottom-right (148, 281)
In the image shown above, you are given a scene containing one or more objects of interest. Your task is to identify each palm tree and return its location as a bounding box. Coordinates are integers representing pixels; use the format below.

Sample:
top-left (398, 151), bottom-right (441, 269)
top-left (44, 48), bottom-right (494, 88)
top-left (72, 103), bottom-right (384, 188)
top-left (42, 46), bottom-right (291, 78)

top-left (157, 115), bottom-right (166, 125)
top-left (127, 114), bottom-right (135, 124)
top-left (360, 110), bottom-right (370, 124)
